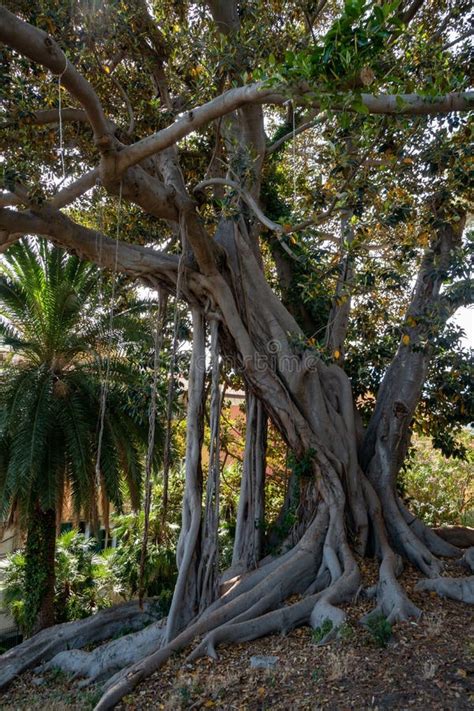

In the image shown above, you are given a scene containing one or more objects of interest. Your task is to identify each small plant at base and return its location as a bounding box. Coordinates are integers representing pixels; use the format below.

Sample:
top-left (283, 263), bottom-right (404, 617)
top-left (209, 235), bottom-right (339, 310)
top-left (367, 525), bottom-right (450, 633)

top-left (311, 618), bottom-right (333, 643)
top-left (76, 687), bottom-right (103, 710)
top-left (179, 685), bottom-right (191, 704)
top-left (338, 622), bottom-right (355, 641)
top-left (366, 613), bottom-right (392, 648)
top-left (47, 666), bottom-right (68, 683)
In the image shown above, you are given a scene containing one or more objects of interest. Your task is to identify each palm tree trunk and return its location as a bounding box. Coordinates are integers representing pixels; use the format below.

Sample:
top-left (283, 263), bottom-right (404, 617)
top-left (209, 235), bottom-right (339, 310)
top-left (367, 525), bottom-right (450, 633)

top-left (24, 506), bottom-right (56, 635)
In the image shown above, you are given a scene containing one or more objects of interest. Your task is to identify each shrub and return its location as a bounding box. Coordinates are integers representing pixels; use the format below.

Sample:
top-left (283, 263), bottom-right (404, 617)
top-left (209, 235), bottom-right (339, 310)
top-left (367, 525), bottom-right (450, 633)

top-left (311, 618), bottom-right (334, 643)
top-left (3, 531), bottom-right (112, 634)
top-left (401, 433), bottom-right (474, 527)
top-left (365, 613), bottom-right (392, 648)
top-left (109, 508), bottom-right (178, 614)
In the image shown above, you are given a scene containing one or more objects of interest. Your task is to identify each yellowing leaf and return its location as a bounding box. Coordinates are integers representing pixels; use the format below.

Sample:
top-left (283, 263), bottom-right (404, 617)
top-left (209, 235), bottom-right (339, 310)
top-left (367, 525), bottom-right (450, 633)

top-left (334, 349), bottom-right (340, 359)
top-left (402, 334), bottom-right (410, 345)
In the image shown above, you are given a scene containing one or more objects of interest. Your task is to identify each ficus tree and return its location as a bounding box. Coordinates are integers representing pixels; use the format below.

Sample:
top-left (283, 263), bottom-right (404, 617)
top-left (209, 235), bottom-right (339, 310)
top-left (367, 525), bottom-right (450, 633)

top-left (0, 0), bottom-right (472, 708)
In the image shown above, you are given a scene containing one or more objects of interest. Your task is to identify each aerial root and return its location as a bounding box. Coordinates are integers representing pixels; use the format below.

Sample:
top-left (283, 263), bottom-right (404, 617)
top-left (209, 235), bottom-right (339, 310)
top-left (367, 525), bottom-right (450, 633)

top-left (415, 576), bottom-right (474, 604)
top-left (94, 507), bottom-right (331, 710)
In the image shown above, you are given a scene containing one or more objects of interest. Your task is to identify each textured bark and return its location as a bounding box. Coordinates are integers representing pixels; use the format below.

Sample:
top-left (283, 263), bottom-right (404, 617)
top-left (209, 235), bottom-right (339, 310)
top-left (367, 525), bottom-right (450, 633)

top-left (0, 599), bottom-right (161, 690)
top-left (43, 619), bottom-right (166, 685)
top-left (25, 507), bottom-right (56, 634)
top-left (229, 390), bottom-right (267, 577)
top-left (165, 309), bottom-right (206, 641)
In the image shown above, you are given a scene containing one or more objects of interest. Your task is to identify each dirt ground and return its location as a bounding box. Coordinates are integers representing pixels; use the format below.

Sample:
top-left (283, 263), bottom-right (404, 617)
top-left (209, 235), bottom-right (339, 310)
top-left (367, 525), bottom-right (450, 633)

top-left (1, 563), bottom-right (473, 710)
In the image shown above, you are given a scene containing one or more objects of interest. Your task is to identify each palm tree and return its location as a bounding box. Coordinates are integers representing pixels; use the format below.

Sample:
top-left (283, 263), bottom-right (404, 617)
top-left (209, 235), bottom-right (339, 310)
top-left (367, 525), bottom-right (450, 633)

top-left (0, 239), bottom-right (162, 634)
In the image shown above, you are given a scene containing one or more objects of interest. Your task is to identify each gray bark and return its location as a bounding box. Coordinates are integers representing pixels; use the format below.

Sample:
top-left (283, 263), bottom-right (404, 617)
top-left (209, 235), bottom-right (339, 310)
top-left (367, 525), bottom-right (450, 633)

top-left (0, 599), bottom-right (161, 690)
top-left (229, 390), bottom-right (267, 576)
top-left (166, 308), bottom-right (206, 641)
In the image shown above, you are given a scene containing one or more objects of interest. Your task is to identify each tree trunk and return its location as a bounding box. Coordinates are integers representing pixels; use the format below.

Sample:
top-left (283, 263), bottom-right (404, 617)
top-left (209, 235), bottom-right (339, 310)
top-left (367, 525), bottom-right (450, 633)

top-left (165, 308), bottom-right (206, 641)
top-left (24, 506), bottom-right (56, 635)
top-left (229, 389), bottom-right (267, 577)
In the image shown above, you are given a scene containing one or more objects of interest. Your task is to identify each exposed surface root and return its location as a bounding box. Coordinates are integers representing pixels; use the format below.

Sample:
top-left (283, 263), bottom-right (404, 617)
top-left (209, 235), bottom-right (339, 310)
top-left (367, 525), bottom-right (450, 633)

top-left (363, 478), bottom-right (421, 624)
top-left (434, 526), bottom-right (474, 549)
top-left (398, 500), bottom-right (460, 558)
top-left (189, 516), bottom-right (360, 661)
top-left (186, 595), bottom-right (319, 663)
top-left (94, 506), bottom-right (330, 709)
top-left (3, 484), bottom-right (469, 711)
top-left (308, 531), bottom-right (361, 643)
top-left (415, 576), bottom-right (474, 604)
top-left (461, 547), bottom-right (474, 573)
top-left (381, 491), bottom-right (443, 578)
top-left (309, 600), bottom-right (347, 642)
top-left (42, 619), bottom-right (166, 686)
top-left (0, 599), bottom-right (161, 691)
top-left (371, 556), bottom-right (422, 624)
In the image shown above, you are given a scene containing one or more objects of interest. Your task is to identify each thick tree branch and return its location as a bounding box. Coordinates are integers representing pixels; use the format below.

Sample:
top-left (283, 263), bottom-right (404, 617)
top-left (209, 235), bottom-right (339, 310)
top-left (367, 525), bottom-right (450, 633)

top-left (0, 191), bottom-right (22, 208)
top-left (0, 5), bottom-right (111, 143)
top-left (207, 0), bottom-right (240, 34)
top-left (0, 206), bottom-right (204, 298)
top-left (1, 171), bottom-right (97, 211)
top-left (116, 88), bottom-right (473, 174)
top-left (50, 170), bottom-right (99, 208)
top-left (400, 0), bottom-right (426, 24)
top-left (1, 6), bottom-right (472, 178)
top-left (1, 108), bottom-right (94, 129)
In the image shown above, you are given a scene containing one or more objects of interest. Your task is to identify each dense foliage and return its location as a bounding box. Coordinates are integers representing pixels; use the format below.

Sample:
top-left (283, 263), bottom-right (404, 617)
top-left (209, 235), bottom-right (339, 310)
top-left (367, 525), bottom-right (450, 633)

top-left (0, 239), bottom-right (167, 632)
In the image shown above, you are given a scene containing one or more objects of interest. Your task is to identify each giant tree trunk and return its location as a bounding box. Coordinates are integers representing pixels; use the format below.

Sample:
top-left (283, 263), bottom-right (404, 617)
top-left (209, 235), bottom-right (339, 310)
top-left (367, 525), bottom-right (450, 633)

top-left (24, 506), bottom-right (56, 635)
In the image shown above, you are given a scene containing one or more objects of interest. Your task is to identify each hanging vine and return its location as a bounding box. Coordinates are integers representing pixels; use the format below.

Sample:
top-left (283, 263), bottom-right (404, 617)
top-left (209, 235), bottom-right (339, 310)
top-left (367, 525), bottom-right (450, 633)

top-left (138, 289), bottom-right (168, 606)
top-left (197, 315), bottom-right (222, 612)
